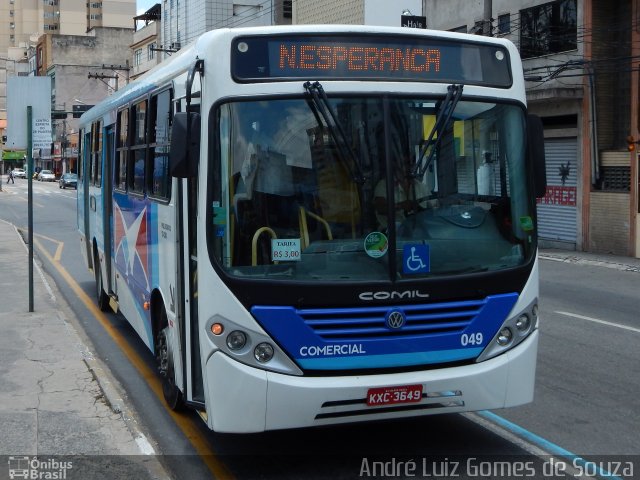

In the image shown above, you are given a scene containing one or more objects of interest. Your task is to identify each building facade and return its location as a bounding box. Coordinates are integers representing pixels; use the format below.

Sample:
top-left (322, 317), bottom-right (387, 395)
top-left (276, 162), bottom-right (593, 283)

top-left (1, 0), bottom-right (135, 166)
top-left (37, 27), bottom-right (134, 175)
top-left (422, 0), bottom-right (638, 257)
top-left (131, 4), bottom-right (161, 80)
top-left (292, 0), bottom-right (423, 26)
top-left (158, 0), bottom-right (292, 60)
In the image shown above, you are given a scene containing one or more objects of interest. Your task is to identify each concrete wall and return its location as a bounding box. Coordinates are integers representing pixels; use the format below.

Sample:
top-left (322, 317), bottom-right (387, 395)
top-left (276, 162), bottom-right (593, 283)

top-left (589, 192), bottom-right (630, 254)
top-left (59, 0), bottom-right (89, 36)
top-left (293, 0), bottom-right (364, 24)
top-left (364, 0), bottom-right (423, 27)
top-left (103, 0), bottom-right (137, 29)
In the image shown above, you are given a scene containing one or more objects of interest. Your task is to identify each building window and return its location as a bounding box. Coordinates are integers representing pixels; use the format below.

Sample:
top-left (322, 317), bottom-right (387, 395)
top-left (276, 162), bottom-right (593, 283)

top-left (449, 25), bottom-right (467, 33)
top-left (520, 0), bottom-right (577, 59)
top-left (498, 13), bottom-right (510, 35)
top-left (283, 0), bottom-right (292, 18)
top-left (472, 20), bottom-right (484, 34)
top-left (148, 43), bottom-right (155, 60)
top-left (600, 167), bottom-right (630, 191)
top-left (134, 48), bottom-right (143, 66)
top-left (10, 22), bottom-right (15, 29)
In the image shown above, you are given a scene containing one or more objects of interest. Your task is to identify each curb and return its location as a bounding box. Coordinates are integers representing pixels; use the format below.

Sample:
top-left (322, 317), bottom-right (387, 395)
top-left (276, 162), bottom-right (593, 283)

top-left (539, 252), bottom-right (640, 273)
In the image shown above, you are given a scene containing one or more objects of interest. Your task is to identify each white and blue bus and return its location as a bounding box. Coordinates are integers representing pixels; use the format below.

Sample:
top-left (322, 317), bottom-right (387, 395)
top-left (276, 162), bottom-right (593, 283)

top-left (78, 25), bottom-right (546, 433)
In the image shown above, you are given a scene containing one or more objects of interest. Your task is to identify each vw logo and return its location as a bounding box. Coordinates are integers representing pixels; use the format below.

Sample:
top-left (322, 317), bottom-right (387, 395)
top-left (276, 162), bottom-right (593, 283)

top-left (385, 309), bottom-right (406, 329)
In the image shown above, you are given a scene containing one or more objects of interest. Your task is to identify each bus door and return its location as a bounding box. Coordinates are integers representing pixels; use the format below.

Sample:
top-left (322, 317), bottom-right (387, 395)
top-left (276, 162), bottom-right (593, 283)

top-left (80, 130), bottom-right (92, 267)
top-left (103, 125), bottom-right (115, 295)
top-left (176, 68), bottom-right (205, 406)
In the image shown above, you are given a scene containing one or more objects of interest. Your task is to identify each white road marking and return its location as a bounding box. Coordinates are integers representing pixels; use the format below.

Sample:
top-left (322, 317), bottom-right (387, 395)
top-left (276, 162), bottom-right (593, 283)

top-left (555, 310), bottom-right (640, 334)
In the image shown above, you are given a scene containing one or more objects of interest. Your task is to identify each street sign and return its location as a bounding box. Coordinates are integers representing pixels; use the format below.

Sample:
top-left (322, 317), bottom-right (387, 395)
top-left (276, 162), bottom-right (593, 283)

top-left (32, 117), bottom-right (52, 150)
top-left (6, 77), bottom-right (52, 149)
top-left (401, 15), bottom-right (427, 29)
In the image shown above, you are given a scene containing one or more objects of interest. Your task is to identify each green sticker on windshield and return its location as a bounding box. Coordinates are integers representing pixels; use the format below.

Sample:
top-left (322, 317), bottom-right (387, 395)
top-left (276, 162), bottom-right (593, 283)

top-left (213, 206), bottom-right (227, 225)
top-left (520, 216), bottom-right (534, 231)
top-left (364, 232), bottom-right (388, 258)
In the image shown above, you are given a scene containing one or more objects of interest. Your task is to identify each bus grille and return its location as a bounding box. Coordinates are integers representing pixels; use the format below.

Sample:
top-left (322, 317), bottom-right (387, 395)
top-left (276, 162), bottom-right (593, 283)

top-left (297, 299), bottom-right (485, 340)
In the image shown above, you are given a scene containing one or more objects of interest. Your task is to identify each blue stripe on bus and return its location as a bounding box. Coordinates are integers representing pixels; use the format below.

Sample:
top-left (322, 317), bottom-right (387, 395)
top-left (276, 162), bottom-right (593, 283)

top-left (252, 293), bottom-right (518, 370)
top-left (297, 347), bottom-right (483, 369)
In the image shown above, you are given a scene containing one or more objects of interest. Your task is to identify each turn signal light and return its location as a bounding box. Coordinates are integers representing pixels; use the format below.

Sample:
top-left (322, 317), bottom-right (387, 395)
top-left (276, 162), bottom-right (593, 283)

top-left (210, 323), bottom-right (224, 335)
top-left (627, 135), bottom-right (636, 151)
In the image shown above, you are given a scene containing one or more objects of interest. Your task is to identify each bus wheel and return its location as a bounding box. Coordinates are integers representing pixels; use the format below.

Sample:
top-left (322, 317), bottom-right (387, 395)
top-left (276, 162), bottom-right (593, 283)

top-left (156, 322), bottom-right (184, 410)
top-left (94, 252), bottom-right (109, 311)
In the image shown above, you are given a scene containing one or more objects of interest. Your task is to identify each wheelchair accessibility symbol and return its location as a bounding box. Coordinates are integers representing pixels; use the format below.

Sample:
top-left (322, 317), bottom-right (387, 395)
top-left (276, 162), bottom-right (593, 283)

top-left (403, 244), bottom-right (430, 274)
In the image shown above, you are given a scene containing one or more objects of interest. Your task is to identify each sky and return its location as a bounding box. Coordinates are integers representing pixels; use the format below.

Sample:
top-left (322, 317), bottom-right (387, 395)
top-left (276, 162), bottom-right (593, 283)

top-left (137, 0), bottom-right (157, 15)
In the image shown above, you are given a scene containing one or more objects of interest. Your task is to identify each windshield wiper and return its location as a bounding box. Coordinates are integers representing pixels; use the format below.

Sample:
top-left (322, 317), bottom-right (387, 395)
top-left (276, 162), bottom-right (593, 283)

top-left (304, 81), bottom-right (365, 184)
top-left (412, 84), bottom-right (464, 180)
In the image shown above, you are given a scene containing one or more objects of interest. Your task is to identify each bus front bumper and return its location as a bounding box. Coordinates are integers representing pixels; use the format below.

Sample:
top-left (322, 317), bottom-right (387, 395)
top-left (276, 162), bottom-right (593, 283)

top-left (204, 329), bottom-right (538, 433)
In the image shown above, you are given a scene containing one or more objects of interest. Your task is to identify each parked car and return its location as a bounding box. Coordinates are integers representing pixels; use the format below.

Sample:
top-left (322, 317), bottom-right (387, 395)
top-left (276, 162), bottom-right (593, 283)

top-left (12, 168), bottom-right (26, 179)
top-left (37, 170), bottom-right (56, 182)
top-left (59, 173), bottom-right (78, 189)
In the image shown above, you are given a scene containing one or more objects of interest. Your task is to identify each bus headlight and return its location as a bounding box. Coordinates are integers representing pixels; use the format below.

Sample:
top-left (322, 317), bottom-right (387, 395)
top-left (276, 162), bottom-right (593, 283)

top-left (254, 343), bottom-right (274, 363)
top-left (205, 315), bottom-right (303, 375)
top-left (497, 327), bottom-right (513, 346)
top-left (226, 330), bottom-right (247, 350)
top-left (515, 314), bottom-right (531, 332)
top-left (476, 298), bottom-right (539, 362)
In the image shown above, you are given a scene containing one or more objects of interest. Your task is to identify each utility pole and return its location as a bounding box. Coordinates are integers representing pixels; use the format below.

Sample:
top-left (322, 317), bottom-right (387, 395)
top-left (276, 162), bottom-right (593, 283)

top-left (483, 0), bottom-right (493, 36)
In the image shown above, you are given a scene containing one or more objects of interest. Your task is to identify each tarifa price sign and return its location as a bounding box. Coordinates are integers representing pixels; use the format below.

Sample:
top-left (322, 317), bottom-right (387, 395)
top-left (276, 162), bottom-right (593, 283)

top-left (232, 34), bottom-right (512, 87)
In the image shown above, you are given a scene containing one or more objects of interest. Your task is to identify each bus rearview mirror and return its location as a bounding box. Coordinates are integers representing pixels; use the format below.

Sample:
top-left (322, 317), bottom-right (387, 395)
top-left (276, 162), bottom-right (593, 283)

top-left (170, 111), bottom-right (200, 178)
top-left (527, 114), bottom-right (546, 198)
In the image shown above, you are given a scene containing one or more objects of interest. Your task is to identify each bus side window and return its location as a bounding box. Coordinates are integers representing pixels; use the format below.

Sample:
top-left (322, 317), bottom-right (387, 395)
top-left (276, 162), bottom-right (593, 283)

top-left (148, 89), bottom-right (173, 199)
top-left (115, 108), bottom-right (129, 191)
top-left (77, 130), bottom-right (83, 181)
top-left (129, 100), bottom-right (147, 194)
top-left (92, 120), bottom-right (103, 187)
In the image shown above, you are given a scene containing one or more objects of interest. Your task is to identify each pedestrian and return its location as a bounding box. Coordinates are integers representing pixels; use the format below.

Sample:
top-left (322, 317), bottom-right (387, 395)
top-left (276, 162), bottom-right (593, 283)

top-left (7, 170), bottom-right (14, 184)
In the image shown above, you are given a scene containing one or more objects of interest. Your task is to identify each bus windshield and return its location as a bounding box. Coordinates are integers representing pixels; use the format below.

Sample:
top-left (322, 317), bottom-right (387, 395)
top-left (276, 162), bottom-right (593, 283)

top-left (211, 95), bottom-right (535, 281)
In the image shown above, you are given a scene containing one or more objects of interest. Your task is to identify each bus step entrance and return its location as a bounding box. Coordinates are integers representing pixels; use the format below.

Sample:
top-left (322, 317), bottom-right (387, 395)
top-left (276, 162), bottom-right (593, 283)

top-left (108, 295), bottom-right (119, 313)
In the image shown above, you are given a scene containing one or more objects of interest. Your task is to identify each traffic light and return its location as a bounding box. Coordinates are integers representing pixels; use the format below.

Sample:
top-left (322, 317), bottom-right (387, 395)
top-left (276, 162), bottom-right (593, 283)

top-left (627, 135), bottom-right (637, 151)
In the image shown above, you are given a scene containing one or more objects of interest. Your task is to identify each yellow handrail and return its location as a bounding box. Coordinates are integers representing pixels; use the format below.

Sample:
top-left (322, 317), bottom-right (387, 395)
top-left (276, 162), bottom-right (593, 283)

top-left (251, 226), bottom-right (277, 266)
top-left (298, 207), bottom-right (332, 250)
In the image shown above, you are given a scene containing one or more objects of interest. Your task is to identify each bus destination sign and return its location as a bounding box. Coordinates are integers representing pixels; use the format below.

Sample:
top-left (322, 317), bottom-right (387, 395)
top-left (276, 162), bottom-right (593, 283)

top-left (232, 35), bottom-right (512, 87)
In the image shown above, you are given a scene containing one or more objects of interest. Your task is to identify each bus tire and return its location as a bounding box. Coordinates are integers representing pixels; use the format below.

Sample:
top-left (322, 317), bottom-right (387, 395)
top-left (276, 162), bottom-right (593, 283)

top-left (94, 251), bottom-right (109, 311)
top-left (156, 315), bottom-right (184, 411)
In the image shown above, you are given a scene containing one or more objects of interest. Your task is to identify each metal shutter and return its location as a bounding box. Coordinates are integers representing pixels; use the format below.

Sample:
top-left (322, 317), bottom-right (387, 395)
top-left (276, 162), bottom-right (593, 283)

top-left (536, 138), bottom-right (578, 243)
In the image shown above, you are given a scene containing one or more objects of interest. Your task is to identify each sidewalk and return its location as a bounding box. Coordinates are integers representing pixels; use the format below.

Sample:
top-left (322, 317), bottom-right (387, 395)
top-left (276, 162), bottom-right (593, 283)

top-left (0, 221), bottom-right (169, 479)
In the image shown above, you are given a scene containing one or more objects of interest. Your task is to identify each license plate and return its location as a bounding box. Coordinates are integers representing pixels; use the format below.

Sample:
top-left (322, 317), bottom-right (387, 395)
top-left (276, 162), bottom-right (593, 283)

top-left (366, 384), bottom-right (423, 406)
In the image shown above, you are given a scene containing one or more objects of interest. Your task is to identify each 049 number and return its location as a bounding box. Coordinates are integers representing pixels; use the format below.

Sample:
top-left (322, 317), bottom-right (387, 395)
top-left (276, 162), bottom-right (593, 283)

top-left (460, 332), bottom-right (483, 346)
